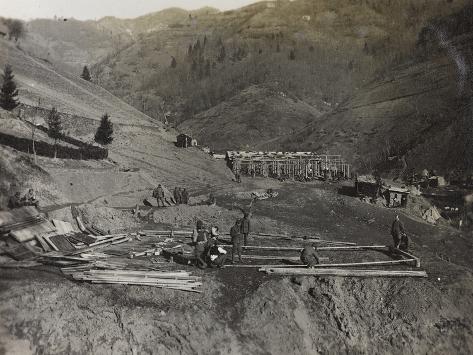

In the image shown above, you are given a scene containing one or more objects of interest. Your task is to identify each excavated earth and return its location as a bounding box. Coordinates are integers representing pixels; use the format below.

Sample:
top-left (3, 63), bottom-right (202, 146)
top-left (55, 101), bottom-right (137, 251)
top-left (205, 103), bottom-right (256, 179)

top-left (1, 180), bottom-right (473, 354)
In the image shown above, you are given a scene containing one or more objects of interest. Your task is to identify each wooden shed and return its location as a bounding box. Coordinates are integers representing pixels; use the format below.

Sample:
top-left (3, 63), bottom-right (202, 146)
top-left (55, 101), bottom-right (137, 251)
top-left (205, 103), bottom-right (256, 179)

top-left (176, 134), bottom-right (194, 148)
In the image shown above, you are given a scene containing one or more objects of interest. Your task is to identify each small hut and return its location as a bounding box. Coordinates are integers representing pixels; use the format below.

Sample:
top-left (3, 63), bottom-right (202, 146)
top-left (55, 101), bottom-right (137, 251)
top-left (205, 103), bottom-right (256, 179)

top-left (176, 134), bottom-right (194, 148)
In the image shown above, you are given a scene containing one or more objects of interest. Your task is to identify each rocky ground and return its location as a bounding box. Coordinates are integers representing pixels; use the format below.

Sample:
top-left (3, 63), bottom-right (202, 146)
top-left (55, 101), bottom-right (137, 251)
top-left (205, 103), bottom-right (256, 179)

top-left (1, 178), bottom-right (472, 354)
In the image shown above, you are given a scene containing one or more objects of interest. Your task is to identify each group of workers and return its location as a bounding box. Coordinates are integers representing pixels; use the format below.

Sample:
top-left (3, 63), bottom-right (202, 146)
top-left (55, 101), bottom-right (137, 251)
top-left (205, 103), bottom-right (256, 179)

top-left (191, 213), bottom-right (409, 269)
top-left (152, 185), bottom-right (189, 207)
top-left (173, 187), bottom-right (189, 205)
top-left (192, 212), bottom-right (252, 268)
top-left (7, 189), bottom-right (39, 209)
top-left (300, 215), bottom-right (409, 267)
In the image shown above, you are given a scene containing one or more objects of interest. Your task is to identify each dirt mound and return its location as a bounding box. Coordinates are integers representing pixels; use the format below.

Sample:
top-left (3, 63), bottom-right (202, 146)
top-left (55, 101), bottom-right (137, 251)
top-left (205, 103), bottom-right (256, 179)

top-left (152, 204), bottom-right (287, 234)
top-left (0, 146), bottom-right (67, 209)
top-left (240, 276), bottom-right (473, 354)
top-left (74, 204), bottom-right (140, 234)
top-left (0, 272), bottom-right (239, 355)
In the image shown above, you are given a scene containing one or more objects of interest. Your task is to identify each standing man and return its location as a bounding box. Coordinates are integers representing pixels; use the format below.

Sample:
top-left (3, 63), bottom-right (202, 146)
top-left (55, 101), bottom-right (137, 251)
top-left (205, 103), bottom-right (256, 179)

top-left (192, 220), bottom-right (208, 269)
top-left (153, 184), bottom-right (165, 207)
top-left (230, 219), bottom-right (243, 263)
top-left (182, 188), bottom-right (189, 205)
top-left (173, 187), bottom-right (179, 204)
top-left (240, 212), bottom-right (251, 246)
top-left (300, 243), bottom-right (320, 268)
top-left (391, 215), bottom-right (408, 251)
top-left (177, 187), bottom-right (183, 205)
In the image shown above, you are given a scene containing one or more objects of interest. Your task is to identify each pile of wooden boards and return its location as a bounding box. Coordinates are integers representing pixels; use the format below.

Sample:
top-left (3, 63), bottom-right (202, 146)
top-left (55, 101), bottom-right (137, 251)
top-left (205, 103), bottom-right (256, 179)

top-left (64, 269), bottom-right (202, 292)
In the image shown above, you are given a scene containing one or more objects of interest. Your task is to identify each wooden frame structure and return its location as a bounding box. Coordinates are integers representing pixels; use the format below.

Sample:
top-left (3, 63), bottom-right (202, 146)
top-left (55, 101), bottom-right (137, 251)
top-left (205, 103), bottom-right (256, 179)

top-left (226, 151), bottom-right (351, 180)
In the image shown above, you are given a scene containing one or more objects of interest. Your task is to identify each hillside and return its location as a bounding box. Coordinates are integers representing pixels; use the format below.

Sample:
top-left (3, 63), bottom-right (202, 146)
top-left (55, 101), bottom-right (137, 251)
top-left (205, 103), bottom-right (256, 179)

top-left (89, 0), bottom-right (470, 149)
top-left (0, 38), bottom-right (154, 125)
top-left (279, 5), bottom-right (473, 174)
top-left (178, 84), bottom-right (326, 151)
top-left (0, 38), bottom-right (234, 209)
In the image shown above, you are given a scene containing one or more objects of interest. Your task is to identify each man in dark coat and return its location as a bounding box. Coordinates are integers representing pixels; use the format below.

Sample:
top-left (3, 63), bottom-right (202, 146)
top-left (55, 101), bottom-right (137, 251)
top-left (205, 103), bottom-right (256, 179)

top-left (173, 187), bottom-right (179, 204)
top-left (177, 187), bottom-right (183, 204)
top-left (391, 215), bottom-right (408, 250)
top-left (300, 244), bottom-right (320, 267)
top-left (192, 220), bottom-right (208, 269)
top-left (240, 212), bottom-right (251, 246)
top-left (230, 219), bottom-right (243, 263)
top-left (182, 188), bottom-right (189, 204)
top-left (153, 184), bottom-right (165, 207)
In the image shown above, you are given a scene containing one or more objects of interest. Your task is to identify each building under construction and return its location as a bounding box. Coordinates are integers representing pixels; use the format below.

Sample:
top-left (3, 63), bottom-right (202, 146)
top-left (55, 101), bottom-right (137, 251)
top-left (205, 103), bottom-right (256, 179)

top-left (226, 151), bottom-right (351, 180)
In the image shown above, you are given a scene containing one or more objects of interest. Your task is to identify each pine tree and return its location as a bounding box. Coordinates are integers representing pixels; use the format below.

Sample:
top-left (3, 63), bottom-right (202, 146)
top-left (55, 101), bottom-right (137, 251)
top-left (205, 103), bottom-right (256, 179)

top-left (46, 107), bottom-right (63, 159)
top-left (94, 113), bottom-right (114, 145)
top-left (81, 65), bottom-right (91, 81)
top-left (0, 64), bottom-right (19, 111)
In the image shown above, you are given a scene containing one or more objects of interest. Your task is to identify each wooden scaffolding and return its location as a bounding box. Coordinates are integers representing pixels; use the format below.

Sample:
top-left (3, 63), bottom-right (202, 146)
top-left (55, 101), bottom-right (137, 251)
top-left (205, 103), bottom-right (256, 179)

top-left (227, 151), bottom-right (351, 180)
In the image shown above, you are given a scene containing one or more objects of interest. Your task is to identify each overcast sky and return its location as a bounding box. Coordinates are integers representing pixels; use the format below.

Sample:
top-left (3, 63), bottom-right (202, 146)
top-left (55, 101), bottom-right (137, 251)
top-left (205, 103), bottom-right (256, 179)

top-left (0, 0), bottom-right (261, 21)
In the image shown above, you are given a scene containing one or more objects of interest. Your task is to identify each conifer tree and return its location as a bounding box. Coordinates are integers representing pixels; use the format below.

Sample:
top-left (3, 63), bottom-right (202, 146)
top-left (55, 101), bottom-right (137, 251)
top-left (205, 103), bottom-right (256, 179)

top-left (46, 107), bottom-right (63, 159)
top-left (94, 113), bottom-right (114, 145)
top-left (0, 64), bottom-right (19, 111)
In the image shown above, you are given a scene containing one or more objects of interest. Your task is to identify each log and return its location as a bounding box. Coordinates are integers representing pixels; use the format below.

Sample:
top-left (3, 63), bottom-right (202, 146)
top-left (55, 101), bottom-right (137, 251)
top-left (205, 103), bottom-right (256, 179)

top-left (241, 255), bottom-right (301, 261)
top-left (261, 268), bottom-right (428, 277)
top-left (316, 245), bottom-right (388, 251)
top-left (390, 248), bottom-right (421, 267)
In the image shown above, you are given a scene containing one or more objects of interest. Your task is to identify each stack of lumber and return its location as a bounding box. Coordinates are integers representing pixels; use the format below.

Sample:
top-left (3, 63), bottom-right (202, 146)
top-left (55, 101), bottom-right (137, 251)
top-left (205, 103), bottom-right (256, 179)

top-left (68, 234), bottom-right (132, 254)
top-left (67, 269), bottom-right (202, 292)
top-left (259, 267), bottom-right (427, 277)
top-left (75, 217), bottom-right (107, 236)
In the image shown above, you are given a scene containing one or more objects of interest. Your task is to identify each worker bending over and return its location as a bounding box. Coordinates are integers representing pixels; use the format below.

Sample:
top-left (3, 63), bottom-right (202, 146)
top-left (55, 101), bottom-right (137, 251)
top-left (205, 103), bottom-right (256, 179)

top-left (300, 243), bottom-right (320, 268)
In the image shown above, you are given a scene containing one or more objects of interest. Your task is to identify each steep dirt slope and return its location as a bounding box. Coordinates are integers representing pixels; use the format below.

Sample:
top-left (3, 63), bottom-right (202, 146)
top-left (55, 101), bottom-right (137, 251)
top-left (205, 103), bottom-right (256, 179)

top-left (281, 6), bottom-right (473, 173)
top-left (0, 38), bottom-right (154, 125)
top-left (177, 85), bottom-right (325, 151)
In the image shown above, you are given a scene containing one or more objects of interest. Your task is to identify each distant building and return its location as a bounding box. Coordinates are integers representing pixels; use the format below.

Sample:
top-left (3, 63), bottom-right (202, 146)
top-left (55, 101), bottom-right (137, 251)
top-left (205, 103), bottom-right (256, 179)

top-left (302, 15), bottom-right (311, 21)
top-left (176, 134), bottom-right (196, 148)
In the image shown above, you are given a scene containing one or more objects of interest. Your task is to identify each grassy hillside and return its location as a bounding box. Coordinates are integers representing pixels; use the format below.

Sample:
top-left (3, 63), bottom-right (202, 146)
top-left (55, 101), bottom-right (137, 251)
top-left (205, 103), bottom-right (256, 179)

top-left (0, 37), bottom-right (235, 208)
top-left (0, 38), bottom-right (155, 125)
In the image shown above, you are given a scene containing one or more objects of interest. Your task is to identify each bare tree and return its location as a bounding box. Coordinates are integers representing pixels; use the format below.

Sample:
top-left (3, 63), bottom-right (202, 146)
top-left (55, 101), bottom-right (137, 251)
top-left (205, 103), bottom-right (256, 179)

top-left (5, 19), bottom-right (25, 41)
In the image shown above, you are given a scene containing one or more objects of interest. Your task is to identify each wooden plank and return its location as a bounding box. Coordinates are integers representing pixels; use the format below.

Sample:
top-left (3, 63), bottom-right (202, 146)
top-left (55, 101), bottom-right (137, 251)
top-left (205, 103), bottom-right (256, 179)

top-left (52, 219), bottom-right (75, 234)
top-left (316, 245), bottom-right (388, 251)
top-left (49, 235), bottom-right (77, 252)
top-left (391, 248), bottom-right (421, 267)
top-left (262, 268), bottom-right (428, 277)
top-left (42, 234), bottom-right (59, 251)
top-left (10, 220), bottom-right (57, 243)
top-left (75, 217), bottom-right (88, 233)
top-left (309, 259), bottom-right (417, 268)
top-left (36, 234), bottom-right (52, 252)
